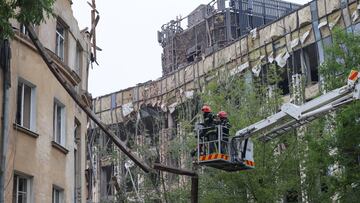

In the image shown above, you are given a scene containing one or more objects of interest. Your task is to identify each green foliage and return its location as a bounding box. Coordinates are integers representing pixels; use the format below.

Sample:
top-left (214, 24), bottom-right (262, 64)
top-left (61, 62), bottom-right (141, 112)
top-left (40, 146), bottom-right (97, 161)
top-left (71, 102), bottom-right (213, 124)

top-left (196, 66), bottom-right (310, 202)
top-left (319, 27), bottom-right (360, 91)
top-left (0, 0), bottom-right (55, 39)
top-left (318, 27), bottom-right (360, 201)
top-left (166, 28), bottom-right (360, 202)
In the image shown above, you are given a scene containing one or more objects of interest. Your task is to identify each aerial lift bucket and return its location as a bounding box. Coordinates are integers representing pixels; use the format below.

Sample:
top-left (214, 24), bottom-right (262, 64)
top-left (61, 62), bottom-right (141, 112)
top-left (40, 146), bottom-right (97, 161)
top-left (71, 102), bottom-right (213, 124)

top-left (196, 124), bottom-right (255, 171)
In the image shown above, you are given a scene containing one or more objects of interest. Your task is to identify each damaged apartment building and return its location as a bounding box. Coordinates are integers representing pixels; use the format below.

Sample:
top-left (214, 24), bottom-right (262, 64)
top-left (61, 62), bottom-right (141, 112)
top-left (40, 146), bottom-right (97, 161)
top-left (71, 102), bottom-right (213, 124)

top-left (90, 0), bottom-right (360, 202)
top-left (158, 0), bottom-right (300, 75)
top-left (0, 0), bottom-right (92, 202)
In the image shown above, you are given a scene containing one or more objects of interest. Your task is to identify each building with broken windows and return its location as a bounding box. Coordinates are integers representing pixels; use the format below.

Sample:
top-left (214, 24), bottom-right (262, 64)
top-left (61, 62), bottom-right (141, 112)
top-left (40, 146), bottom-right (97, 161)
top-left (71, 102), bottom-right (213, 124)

top-left (158, 0), bottom-right (300, 75)
top-left (0, 0), bottom-right (92, 202)
top-left (90, 0), bottom-right (360, 202)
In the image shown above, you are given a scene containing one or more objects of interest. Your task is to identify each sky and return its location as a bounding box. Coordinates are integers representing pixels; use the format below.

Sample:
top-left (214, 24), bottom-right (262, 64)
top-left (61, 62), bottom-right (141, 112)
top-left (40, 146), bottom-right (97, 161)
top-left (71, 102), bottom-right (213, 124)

top-left (72, 0), bottom-right (312, 97)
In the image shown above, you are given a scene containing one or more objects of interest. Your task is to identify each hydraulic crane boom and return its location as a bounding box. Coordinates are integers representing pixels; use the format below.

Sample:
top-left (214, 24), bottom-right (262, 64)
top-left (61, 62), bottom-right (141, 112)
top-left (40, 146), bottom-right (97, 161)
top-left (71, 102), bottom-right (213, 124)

top-left (196, 70), bottom-right (359, 171)
top-left (234, 70), bottom-right (360, 142)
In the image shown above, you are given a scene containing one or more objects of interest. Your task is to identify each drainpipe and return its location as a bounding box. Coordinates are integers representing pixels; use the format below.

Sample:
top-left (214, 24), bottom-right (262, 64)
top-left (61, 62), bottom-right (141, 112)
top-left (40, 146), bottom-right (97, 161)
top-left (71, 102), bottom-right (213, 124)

top-left (0, 39), bottom-right (11, 203)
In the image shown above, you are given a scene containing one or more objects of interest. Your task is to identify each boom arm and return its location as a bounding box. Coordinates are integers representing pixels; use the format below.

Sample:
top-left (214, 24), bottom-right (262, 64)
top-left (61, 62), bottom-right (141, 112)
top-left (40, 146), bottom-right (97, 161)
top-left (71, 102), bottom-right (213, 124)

top-left (234, 71), bottom-right (360, 142)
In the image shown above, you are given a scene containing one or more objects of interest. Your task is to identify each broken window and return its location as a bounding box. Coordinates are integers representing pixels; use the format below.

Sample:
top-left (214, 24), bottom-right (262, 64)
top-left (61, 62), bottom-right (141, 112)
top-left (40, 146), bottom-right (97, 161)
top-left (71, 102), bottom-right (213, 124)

top-left (287, 44), bottom-right (319, 86)
top-left (16, 80), bottom-right (36, 131)
top-left (52, 186), bottom-right (64, 203)
top-left (303, 43), bottom-right (319, 84)
top-left (101, 166), bottom-right (114, 197)
top-left (53, 100), bottom-right (66, 146)
top-left (13, 173), bottom-right (32, 203)
top-left (278, 66), bottom-right (290, 96)
top-left (287, 49), bottom-right (302, 75)
top-left (55, 20), bottom-right (66, 61)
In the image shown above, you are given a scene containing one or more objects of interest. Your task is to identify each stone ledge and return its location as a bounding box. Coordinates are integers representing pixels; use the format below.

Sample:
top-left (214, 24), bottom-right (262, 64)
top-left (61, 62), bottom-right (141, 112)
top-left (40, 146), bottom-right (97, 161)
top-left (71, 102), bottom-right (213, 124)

top-left (51, 141), bottom-right (69, 154)
top-left (13, 123), bottom-right (39, 138)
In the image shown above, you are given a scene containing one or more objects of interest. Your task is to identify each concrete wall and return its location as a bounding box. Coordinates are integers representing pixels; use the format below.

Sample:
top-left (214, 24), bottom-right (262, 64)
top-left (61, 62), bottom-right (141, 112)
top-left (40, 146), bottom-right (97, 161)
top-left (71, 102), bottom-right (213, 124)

top-left (2, 0), bottom-right (91, 202)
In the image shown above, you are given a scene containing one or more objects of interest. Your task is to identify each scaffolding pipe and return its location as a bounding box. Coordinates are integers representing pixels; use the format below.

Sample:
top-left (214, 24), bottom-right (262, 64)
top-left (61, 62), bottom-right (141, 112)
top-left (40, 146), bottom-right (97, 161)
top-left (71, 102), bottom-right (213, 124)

top-left (0, 39), bottom-right (11, 203)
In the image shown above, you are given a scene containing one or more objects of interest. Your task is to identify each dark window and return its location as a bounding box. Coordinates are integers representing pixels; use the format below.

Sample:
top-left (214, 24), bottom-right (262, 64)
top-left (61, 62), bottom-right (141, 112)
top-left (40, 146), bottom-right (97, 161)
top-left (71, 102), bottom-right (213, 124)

top-left (52, 187), bottom-right (64, 203)
top-left (303, 43), bottom-right (319, 83)
top-left (13, 174), bottom-right (31, 203)
top-left (287, 50), bottom-right (302, 74)
top-left (101, 166), bottom-right (114, 196)
top-left (16, 81), bottom-right (35, 130)
top-left (279, 67), bottom-right (290, 95)
top-left (53, 100), bottom-right (65, 146)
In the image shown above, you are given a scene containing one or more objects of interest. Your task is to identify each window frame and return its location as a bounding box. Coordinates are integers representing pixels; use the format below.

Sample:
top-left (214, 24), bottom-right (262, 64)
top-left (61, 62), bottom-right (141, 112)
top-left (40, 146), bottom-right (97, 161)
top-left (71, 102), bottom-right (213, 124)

top-left (52, 186), bottom-right (64, 203)
top-left (16, 79), bottom-right (37, 131)
top-left (53, 99), bottom-right (66, 147)
top-left (13, 173), bottom-right (33, 203)
top-left (55, 20), bottom-right (67, 62)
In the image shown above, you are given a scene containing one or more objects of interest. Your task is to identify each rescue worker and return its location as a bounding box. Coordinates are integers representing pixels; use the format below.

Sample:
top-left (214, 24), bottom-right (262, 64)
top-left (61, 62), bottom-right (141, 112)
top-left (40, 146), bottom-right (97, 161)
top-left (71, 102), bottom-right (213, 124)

top-left (218, 111), bottom-right (231, 138)
top-left (192, 105), bottom-right (212, 157)
top-left (201, 105), bottom-right (214, 127)
top-left (201, 105), bottom-right (221, 154)
top-left (218, 111), bottom-right (231, 154)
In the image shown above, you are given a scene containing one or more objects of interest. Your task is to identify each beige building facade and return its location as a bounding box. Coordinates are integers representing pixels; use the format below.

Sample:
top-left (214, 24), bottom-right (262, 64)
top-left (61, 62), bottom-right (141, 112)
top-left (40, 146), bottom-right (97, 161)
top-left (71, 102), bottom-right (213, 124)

top-left (0, 0), bottom-right (92, 202)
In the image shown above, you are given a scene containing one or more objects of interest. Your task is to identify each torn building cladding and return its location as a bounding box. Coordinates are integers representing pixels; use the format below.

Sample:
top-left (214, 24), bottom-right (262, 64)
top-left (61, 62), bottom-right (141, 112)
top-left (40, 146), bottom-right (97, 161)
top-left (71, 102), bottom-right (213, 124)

top-left (158, 0), bottom-right (301, 76)
top-left (90, 0), bottom-right (360, 202)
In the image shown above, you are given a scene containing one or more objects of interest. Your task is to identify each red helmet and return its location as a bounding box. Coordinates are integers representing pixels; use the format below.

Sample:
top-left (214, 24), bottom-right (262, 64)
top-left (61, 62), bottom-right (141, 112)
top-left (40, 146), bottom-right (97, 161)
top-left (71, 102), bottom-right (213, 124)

top-left (201, 105), bottom-right (212, 113)
top-left (218, 111), bottom-right (228, 119)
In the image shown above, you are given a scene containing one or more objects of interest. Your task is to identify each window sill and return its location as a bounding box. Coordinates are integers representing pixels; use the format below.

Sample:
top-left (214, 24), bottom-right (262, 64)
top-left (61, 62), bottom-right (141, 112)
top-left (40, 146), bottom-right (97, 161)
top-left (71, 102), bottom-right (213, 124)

top-left (51, 141), bottom-right (69, 154)
top-left (13, 123), bottom-right (39, 138)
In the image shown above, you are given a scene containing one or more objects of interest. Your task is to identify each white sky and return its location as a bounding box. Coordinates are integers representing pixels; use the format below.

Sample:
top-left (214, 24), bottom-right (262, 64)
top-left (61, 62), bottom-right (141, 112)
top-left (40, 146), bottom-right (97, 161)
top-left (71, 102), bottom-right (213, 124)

top-left (72, 0), bottom-right (312, 97)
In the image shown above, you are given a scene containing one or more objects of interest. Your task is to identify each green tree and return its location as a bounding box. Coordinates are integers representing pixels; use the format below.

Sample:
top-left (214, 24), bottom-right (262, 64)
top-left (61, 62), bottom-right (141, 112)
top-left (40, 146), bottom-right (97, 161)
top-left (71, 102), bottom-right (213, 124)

top-left (319, 27), bottom-right (360, 202)
top-left (0, 0), bottom-right (55, 39)
top-left (196, 67), bottom-right (302, 203)
top-left (166, 28), bottom-right (360, 202)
